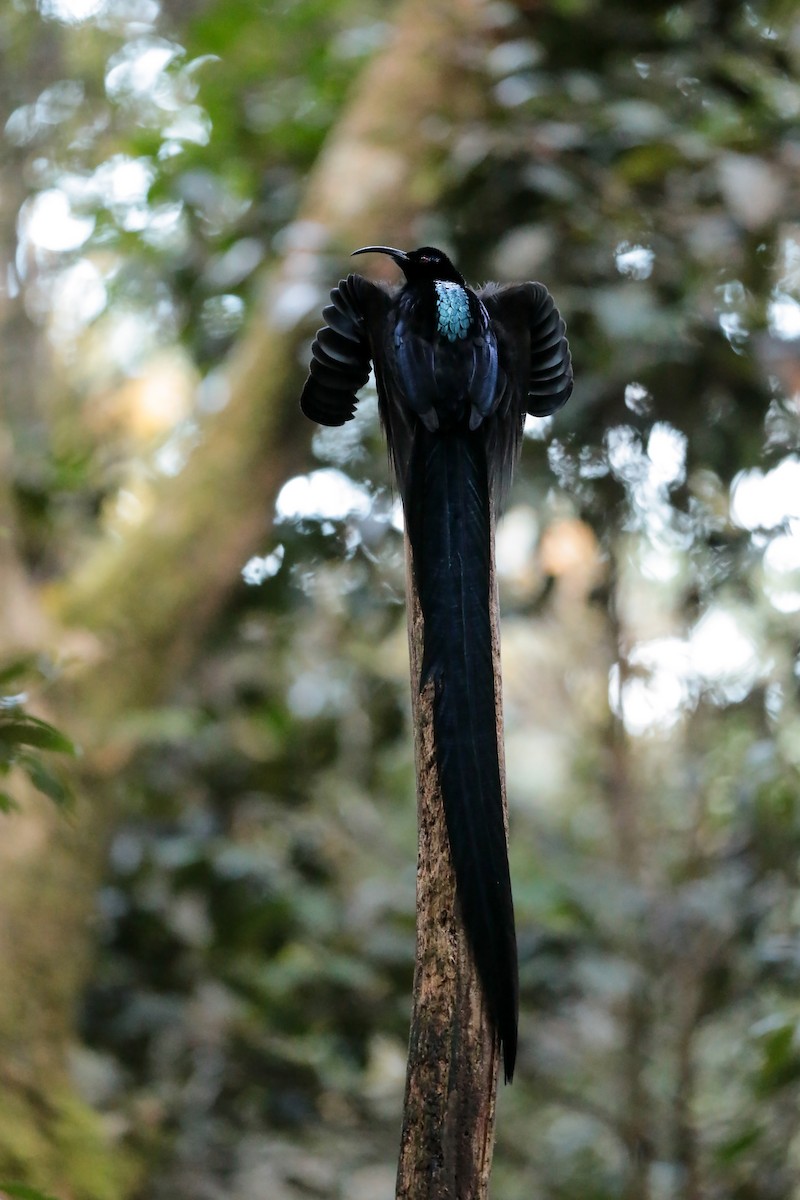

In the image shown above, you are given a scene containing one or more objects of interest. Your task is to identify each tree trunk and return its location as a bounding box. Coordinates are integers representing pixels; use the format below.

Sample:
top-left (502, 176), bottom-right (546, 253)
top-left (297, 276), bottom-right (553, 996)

top-left (396, 518), bottom-right (505, 1200)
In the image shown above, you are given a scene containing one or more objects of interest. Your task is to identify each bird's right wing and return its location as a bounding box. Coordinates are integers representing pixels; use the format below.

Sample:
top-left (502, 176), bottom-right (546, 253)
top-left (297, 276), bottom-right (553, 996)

top-left (481, 282), bottom-right (573, 418)
top-left (300, 274), bottom-right (389, 426)
top-left (479, 282), bottom-right (573, 509)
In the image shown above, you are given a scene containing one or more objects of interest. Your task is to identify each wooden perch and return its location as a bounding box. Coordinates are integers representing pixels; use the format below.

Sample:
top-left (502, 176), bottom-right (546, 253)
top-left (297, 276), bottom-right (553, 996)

top-left (396, 530), bottom-right (506, 1199)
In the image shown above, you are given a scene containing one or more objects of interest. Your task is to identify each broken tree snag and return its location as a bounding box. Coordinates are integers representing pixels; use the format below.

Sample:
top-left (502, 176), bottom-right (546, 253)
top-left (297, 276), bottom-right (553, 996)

top-left (395, 535), bottom-right (506, 1200)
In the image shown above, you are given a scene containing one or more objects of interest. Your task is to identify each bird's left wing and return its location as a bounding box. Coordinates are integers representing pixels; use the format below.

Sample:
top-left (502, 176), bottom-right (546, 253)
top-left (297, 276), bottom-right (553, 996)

top-left (300, 274), bottom-right (390, 426)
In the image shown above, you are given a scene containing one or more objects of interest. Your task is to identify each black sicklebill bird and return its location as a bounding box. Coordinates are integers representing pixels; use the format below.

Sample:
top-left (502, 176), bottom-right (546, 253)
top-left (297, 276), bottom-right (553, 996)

top-left (300, 245), bottom-right (573, 1082)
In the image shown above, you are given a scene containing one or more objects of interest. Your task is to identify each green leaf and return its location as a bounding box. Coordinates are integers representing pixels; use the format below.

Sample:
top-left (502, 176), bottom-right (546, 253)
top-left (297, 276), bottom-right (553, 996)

top-left (0, 717), bottom-right (76, 755)
top-left (0, 656), bottom-right (40, 687)
top-left (0, 791), bottom-right (20, 813)
top-left (754, 1020), bottom-right (800, 1096)
top-left (716, 1125), bottom-right (762, 1164)
top-left (0, 1183), bottom-right (62, 1200)
top-left (17, 753), bottom-right (72, 808)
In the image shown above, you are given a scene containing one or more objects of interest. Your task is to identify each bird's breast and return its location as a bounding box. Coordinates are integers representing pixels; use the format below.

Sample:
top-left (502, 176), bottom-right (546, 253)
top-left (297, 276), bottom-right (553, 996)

top-left (390, 286), bottom-right (498, 432)
top-left (434, 282), bottom-right (471, 342)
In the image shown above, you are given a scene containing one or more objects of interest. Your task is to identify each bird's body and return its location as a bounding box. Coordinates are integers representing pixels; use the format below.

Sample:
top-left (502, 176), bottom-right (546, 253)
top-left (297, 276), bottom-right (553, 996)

top-left (301, 246), bottom-right (572, 1082)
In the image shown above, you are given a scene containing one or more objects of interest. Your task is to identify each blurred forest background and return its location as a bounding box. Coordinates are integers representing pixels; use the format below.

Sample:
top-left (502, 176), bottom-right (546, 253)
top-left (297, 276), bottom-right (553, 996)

top-left (1, 0), bottom-right (800, 1197)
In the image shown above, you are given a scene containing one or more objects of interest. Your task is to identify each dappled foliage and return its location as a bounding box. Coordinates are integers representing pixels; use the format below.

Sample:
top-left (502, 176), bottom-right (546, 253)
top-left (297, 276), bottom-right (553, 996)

top-left (0, 657), bottom-right (75, 810)
top-left (2, 0), bottom-right (800, 1197)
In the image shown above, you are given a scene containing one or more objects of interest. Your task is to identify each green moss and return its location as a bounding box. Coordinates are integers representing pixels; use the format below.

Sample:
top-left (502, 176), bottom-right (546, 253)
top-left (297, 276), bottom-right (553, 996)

top-left (0, 1082), bottom-right (141, 1200)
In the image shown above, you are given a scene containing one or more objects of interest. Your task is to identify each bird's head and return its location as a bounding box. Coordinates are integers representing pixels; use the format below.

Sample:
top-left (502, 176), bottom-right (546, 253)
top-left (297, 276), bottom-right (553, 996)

top-left (351, 245), bottom-right (465, 286)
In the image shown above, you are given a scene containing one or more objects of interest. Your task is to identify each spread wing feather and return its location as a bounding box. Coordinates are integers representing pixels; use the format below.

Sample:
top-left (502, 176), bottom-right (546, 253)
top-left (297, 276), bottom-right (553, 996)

top-left (478, 281), bottom-right (573, 505)
top-left (481, 282), bottom-right (573, 417)
top-left (300, 275), bottom-right (389, 427)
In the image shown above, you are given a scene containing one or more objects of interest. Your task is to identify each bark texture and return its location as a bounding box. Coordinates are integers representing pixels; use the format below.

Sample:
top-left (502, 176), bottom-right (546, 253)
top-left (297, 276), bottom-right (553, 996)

top-left (396, 515), bottom-right (506, 1200)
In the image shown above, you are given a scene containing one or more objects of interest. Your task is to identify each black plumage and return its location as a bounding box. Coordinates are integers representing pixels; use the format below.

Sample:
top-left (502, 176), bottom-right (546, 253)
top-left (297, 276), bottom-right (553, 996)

top-left (300, 245), bottom-right (573, 1082)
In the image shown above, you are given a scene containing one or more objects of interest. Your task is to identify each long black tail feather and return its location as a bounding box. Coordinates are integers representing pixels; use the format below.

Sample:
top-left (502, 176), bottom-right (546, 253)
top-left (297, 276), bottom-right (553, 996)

top-left (404, 423), bottom-right (519, 1081)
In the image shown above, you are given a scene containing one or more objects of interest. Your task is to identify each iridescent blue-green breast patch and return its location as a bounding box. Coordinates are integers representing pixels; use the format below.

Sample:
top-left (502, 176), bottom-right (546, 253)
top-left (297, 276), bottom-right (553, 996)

top-left (435, 281), bottom-right (471, 342)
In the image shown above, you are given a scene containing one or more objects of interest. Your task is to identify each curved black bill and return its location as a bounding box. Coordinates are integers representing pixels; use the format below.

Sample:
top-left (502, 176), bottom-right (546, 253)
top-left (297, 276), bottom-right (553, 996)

top-left (351, 245), bottom-right (409, 263)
